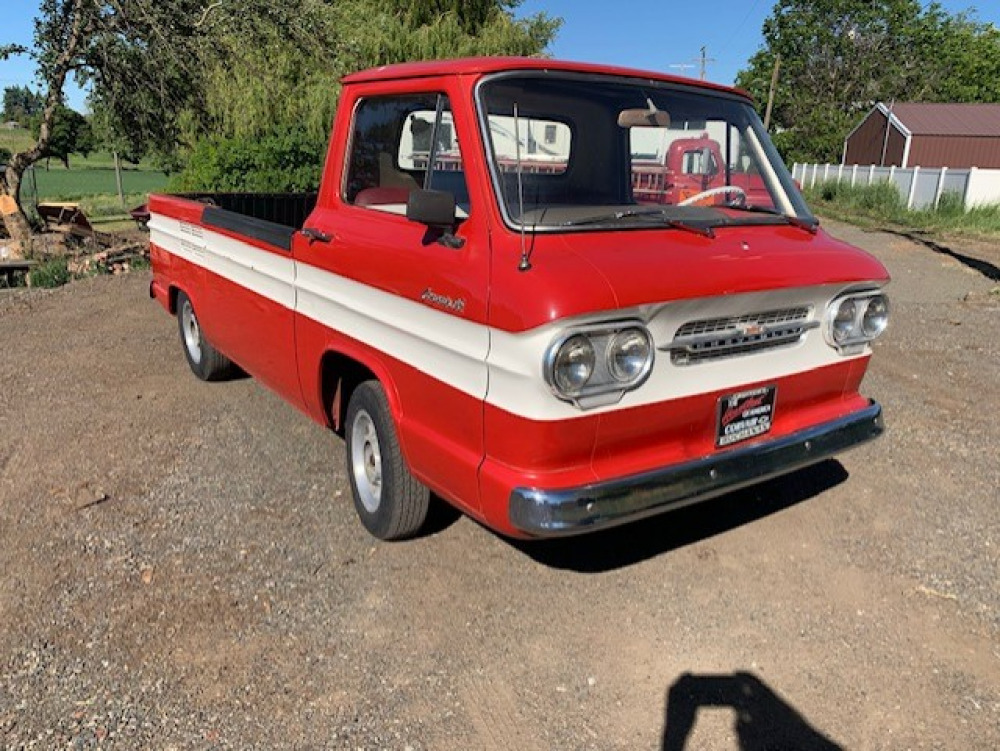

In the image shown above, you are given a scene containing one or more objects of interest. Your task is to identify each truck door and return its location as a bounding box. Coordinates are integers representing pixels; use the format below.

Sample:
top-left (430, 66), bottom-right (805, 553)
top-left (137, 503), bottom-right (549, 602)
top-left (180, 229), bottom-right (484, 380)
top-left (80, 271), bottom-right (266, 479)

top-left (293, 90), bottom-right (490, 514)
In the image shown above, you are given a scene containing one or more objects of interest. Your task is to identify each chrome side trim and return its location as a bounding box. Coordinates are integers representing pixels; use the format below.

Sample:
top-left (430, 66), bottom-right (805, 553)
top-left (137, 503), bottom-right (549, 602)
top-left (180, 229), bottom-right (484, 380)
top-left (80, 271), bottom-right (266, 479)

top-left (509, 401), bottom-right (884, 537)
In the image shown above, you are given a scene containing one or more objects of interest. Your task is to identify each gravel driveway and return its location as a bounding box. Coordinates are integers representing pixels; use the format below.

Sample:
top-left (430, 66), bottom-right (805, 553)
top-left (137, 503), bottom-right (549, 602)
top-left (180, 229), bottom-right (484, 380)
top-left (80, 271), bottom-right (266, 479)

top-left (1, 220), bottom-right (997, 749)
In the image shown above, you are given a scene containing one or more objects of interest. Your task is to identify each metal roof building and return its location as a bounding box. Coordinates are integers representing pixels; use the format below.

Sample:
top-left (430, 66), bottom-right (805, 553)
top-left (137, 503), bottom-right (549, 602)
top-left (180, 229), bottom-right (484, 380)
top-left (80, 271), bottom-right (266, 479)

top-left (843, 102), bottom-right (1000, 168)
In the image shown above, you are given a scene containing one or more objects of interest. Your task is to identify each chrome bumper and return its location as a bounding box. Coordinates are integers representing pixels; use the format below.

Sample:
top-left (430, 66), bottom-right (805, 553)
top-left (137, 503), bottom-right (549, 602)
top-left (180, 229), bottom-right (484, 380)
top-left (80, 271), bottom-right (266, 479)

top-left (509, 401), bottom-right (884, 537)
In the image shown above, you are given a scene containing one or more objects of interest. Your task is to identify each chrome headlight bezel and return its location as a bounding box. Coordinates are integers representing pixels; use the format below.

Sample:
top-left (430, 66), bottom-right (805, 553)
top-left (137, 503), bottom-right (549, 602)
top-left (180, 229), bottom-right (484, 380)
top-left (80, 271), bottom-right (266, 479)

top-left (824, 290), bottom-right (890, 354)
top-left (544, 321), bottom-right (654, 408)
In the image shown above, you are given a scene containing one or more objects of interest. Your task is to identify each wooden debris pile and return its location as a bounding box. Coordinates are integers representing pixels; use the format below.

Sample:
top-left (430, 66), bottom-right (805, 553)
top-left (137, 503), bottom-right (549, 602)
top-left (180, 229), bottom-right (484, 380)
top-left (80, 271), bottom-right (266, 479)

top-left (66, 240), bottom-right (148, 275)
top-left (34, 201), bottom-right (149, 276)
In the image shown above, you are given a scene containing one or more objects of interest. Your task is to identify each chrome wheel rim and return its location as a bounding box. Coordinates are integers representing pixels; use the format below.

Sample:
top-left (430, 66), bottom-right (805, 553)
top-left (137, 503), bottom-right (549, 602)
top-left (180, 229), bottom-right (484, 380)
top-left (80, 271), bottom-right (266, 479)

top-left (350, 409), bottom-right (382, 513)
top-left (180, 299), bottom-right (202, 364)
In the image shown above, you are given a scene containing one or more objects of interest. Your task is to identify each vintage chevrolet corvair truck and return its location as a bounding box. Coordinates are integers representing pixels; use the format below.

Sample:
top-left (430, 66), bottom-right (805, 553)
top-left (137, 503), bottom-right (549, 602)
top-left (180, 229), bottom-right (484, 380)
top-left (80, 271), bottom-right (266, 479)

top-left (149, 57), bottom-right (889, 540)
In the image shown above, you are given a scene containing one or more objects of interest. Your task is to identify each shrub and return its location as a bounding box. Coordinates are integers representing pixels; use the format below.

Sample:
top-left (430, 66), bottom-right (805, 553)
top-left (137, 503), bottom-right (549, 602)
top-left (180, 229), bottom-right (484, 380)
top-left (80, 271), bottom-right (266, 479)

top-left (169, 128), bottom-right (326, 193)
top-left (30, 257), bottom-right (72, 288)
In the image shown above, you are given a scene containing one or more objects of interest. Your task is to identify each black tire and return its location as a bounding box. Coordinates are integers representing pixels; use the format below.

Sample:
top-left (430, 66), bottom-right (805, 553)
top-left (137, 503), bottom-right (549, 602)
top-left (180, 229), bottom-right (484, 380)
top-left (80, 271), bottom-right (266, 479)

top-left (345, 380), bottom-right (430, 540)
top-left (176, 290), bottom-right (237, 381)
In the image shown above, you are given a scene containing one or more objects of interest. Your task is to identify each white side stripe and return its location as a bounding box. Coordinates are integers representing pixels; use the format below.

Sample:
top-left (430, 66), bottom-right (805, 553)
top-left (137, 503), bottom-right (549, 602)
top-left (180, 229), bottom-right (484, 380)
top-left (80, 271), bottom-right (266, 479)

top-left (151, 214), bottom-right (490, 401)
top-left (151, 213), bottom-right (871, 423)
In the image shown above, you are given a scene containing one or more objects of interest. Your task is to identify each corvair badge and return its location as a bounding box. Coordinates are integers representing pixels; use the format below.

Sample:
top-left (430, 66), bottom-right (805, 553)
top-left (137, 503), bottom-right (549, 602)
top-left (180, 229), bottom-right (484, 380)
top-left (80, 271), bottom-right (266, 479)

top-left (421, 287), bottom-right (466, 314)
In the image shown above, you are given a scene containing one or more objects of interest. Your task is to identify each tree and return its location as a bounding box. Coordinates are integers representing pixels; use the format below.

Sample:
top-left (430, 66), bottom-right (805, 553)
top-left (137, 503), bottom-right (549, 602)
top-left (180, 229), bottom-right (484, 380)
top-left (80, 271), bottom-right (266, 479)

top-left (172, 0), bottom-right (560, 191)
top-left (1, 0), bottom-right (208, 255)
top-left (2, 85), bottom-right (45, 123)
top-left (737, 1), bottom-right (1000, 163)
top-left (31, 105), bottom-right (94, 168)
top-left (1, 0), bottom-right (560, 252)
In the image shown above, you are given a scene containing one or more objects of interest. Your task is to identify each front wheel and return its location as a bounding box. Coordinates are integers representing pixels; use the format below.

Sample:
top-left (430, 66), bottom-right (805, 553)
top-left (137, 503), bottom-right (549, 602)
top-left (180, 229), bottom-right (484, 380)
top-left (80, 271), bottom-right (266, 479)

top-left (176, 291), bottom-right (237, 381)
top-left (345, 381), bottom-right (430, 540)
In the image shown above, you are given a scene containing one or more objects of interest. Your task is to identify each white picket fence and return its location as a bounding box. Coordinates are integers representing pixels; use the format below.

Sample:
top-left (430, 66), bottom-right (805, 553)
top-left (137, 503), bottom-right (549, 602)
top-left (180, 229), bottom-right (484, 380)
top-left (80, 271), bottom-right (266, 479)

top-left (792, 162), bottom-right (1000, 210)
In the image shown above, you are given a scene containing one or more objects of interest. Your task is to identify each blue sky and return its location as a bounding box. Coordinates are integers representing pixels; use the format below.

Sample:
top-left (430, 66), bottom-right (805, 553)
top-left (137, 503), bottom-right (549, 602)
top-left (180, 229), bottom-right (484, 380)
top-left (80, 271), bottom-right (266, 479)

top-left (1, 0), bottom-right (998, 112)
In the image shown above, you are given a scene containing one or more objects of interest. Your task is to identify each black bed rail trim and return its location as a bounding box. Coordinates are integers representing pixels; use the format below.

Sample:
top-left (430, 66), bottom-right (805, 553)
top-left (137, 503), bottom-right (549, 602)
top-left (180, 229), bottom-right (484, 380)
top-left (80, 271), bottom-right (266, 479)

top-left (201, 206), bottom-right (297, 253)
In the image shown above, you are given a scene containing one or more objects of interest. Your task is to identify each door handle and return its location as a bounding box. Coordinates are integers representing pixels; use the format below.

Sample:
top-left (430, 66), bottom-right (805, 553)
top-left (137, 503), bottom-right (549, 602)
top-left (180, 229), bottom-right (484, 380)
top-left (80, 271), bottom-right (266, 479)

top-left (302, 227), bottom-right (333, 244)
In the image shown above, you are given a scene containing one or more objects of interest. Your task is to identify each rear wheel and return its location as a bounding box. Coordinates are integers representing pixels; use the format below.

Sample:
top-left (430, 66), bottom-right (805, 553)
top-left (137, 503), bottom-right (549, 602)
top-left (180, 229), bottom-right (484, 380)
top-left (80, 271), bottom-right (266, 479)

top-left (345, 380), bottom-right (429, 540)
top-left (176, 291), bottom-right (236, 381)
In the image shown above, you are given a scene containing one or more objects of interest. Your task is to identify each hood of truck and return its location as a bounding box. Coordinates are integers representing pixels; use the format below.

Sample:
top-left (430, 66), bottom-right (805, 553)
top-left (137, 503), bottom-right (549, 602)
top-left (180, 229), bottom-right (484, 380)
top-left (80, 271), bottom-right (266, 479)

top-left (487, 222), bottom-right (890, 332)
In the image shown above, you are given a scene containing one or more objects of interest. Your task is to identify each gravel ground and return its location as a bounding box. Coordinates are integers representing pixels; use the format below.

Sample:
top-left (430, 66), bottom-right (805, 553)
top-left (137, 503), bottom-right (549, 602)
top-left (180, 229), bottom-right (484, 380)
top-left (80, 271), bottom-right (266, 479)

top-left (1, 221), bottom-right (998, 749)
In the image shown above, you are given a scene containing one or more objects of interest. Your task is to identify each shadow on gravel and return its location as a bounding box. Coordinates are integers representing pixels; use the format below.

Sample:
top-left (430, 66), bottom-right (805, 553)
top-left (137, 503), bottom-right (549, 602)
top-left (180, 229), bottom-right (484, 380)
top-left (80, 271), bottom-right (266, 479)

top-left (662, 671), bottom-right (843, 750)
top-left (887, 229), bottom-right (1000, 282)
top-left (509, 460), bottom-right (848, 572)
top-left (423, 494), bottom-right (464, 536)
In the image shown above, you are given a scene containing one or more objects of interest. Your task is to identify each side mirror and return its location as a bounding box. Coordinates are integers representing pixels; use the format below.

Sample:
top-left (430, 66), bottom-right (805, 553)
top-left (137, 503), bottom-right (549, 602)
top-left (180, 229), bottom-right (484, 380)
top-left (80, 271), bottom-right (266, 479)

top-left (407, 189), bottom-right (456, 229)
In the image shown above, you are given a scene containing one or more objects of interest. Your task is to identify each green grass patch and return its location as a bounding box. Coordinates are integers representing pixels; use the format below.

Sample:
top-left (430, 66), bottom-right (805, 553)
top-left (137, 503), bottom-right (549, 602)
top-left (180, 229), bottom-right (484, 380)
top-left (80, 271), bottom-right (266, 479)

top-left (804, 181), bottom-right (1000, 239)
top-left (0, 127), bottom-right (34, 155)
top-left (76, 193), bottom-right (151, 218)
top-left (23, 168), bottom-right (167, 202)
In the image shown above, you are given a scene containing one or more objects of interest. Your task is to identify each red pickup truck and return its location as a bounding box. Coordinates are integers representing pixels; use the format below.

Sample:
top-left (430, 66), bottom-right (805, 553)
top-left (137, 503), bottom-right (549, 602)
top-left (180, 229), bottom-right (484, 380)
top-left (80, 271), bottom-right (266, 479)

top-left (149, 57), bottom-right (889, 540)
top-left (632, 133), bottom-right (772, 206)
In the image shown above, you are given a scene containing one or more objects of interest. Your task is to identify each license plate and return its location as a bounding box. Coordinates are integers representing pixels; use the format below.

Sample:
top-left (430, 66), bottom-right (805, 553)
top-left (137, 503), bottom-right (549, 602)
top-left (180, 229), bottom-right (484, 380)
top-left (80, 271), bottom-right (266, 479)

top-left (716, 386), bottom-right (777, 447)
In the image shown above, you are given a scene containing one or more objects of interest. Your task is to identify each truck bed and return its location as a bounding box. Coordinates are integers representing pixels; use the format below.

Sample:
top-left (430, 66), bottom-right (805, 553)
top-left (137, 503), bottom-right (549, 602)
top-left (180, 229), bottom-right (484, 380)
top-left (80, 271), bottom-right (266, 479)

top-left (153, 192), bottom-right (318, 251)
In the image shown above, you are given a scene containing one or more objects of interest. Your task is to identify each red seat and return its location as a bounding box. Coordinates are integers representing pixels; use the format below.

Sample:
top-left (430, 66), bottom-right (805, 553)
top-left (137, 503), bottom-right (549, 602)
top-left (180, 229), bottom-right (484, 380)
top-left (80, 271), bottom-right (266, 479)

top-left (355, 187), bottom-right (411, 206)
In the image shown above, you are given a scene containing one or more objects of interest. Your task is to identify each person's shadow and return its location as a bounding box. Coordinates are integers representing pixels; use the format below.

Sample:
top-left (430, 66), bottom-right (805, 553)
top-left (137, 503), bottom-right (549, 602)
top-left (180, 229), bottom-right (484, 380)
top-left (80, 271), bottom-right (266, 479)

top-left (663, 672), bottom-right (843, 750)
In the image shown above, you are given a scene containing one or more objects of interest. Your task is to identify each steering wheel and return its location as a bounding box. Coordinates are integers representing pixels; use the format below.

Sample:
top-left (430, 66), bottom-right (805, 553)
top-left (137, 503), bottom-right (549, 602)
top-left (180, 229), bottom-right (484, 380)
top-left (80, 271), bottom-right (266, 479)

top-left (678, 185), bottom-right (747, 207)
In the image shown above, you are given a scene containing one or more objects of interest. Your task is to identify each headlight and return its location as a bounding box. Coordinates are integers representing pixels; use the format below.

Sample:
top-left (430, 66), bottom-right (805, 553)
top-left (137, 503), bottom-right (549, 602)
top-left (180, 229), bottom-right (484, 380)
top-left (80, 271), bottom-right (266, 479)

top-left (552, 335), bottom-right (595, 394)
top-left (831, 299), bottom-right (857, 344)
top-left (861, 296), bottom-right (889, 337)
top-left (608, 329), bottom-right (652, 382)
top-left (825, 291), bottom-right (889, 353)
top-left (545, 322), bottom-right (653, 408)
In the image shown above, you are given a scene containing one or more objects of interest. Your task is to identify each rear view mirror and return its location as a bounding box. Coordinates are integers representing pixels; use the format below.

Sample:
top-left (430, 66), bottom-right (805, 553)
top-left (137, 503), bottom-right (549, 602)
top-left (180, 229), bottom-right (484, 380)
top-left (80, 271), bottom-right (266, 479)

top-left (618, 108), bottom-right (671, 128)
top-left (406, 189), bottom-right (456, 229)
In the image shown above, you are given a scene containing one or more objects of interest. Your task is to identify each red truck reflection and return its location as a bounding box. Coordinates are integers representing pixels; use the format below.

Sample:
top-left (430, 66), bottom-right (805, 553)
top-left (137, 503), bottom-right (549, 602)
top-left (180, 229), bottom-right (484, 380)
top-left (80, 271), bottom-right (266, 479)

top-left (632, 133), bottom-right (772, 207)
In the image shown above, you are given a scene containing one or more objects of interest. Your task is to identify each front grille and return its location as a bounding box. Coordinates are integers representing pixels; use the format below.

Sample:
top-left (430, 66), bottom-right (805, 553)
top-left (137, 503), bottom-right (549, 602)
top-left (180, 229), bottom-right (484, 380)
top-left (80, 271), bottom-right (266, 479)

top-left (667, 306), bottom-right (815, 365)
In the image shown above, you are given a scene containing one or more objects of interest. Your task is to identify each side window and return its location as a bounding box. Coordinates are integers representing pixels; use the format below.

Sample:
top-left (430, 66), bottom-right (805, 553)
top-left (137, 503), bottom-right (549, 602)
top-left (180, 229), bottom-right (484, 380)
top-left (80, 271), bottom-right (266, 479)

top-left (345, 93), bottom-right (470, 216)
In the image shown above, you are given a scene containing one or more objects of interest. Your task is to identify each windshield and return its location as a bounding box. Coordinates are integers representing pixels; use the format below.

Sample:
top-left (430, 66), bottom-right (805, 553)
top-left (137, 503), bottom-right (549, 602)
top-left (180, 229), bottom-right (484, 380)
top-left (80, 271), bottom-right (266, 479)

top-left (477, 73), bottom-right (814, 231)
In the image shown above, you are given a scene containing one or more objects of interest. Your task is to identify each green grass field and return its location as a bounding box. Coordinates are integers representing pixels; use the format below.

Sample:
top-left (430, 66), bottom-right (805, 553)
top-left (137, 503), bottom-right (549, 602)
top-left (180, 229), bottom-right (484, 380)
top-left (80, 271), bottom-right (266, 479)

top-left (23, 168), bottom-right (168, 201)
top-left (2, 126), bottom-right (168, 202)
top-left (0, 127), bottom-right (35, 156)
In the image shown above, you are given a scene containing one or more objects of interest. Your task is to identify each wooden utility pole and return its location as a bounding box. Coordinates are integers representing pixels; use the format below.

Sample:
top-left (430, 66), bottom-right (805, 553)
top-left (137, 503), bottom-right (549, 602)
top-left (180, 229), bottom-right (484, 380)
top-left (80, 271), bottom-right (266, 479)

top-left (763, 55), bottom-right (781, 131)
top-left (699, 46), bottom-right (716, 80)
top-left (113, 151), bottom-right (124, 206)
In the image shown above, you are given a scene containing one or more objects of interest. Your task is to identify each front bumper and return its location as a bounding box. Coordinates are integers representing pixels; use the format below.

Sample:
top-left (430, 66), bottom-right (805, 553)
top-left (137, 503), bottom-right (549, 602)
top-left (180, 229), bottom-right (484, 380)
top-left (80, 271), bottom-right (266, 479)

top-left (509, 401), bottom-right (884, 537)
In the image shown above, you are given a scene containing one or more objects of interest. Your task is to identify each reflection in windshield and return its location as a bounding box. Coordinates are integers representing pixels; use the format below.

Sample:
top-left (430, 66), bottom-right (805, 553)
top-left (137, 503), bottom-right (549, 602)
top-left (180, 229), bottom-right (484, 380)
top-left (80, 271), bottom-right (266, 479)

top-left (478, 74), bottom-right (813, 231)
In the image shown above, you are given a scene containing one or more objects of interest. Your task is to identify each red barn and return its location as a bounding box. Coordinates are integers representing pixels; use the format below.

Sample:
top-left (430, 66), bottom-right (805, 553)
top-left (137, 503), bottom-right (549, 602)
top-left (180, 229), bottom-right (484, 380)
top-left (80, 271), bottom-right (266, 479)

top-left (843, 102), bottom-right (1000, 168)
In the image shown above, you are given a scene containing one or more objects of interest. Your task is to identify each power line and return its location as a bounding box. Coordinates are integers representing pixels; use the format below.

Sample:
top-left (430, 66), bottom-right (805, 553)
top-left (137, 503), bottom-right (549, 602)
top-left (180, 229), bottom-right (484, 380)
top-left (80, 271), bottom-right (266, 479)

top-left (721, 0), bottom-right (766, 51)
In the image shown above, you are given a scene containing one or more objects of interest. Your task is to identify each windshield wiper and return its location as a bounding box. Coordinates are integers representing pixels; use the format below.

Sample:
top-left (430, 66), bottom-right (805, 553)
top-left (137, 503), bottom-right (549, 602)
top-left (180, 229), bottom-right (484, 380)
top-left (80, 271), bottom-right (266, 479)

top-left (561, 209), bottom-right (715, 237)
top-left (724, 204), bottom-right (819, 234)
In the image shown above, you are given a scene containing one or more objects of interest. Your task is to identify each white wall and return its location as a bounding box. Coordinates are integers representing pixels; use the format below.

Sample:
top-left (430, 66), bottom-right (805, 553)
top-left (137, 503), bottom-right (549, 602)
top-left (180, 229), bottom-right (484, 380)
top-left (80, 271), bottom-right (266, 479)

top-left (964, 167), bottom-right (1000, 208)
top-left (793, 162), bottom-right (1000, 210)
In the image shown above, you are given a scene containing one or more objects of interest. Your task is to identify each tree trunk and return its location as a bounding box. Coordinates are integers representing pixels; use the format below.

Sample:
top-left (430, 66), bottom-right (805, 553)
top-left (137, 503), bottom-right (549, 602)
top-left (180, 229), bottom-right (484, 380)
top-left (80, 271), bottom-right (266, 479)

top-left (0, 164), bottom-right (32, 259)
top-left (1, 0), bottom-right (87, 258)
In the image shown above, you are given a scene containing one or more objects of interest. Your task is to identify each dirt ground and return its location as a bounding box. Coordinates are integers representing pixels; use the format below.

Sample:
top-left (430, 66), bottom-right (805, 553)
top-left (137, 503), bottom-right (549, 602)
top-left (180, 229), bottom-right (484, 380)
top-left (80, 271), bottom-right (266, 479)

top-left (1, 220), bottom-right (997, 750)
